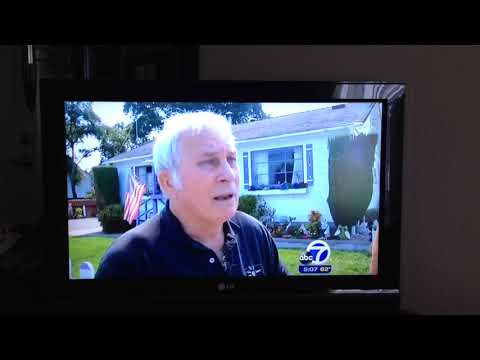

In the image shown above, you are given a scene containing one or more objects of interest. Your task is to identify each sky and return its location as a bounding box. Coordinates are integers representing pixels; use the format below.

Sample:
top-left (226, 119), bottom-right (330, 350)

top-left (73, 102), bottom-right (341, 171)
top-left (92, 102), bottom-right (131, 126)
top-left (262, 103), bottom-right (337, 117)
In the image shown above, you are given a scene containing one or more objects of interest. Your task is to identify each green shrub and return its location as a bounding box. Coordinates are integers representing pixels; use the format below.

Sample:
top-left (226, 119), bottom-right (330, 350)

top-left (255, 198), bottom-right (276, 232)
top-left (238, 195), bottom-right (276, 232)
top-left (238, 195), bottom-right (258, 217)
top-left (98, 204), bottom-right (122, 223)
top-left (286, 223), bottom-right (299, 236)
top-left (307, 210), bottom-right (324, 238)
top-left (92, 166), bottom-right (120, 213)
top-left (98, 204), bottom-right (131, 233)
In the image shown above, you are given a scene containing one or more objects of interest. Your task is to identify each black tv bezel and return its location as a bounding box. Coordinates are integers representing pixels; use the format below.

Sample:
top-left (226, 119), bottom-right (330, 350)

top-left (40, 80), bottom-right (404, 301)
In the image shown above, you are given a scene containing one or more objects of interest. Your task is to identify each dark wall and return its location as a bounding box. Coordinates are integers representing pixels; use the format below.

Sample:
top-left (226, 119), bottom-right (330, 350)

top-left (0, 46), bottom-right (43, 225)
top-left (198, 45), bottom-right (480, 314)
top-left (0, 44), bottom-right (198, 225)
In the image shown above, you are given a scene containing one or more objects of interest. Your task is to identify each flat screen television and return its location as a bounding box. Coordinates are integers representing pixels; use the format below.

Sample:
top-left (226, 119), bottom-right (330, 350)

top-left (40, 80), bottom-right (404, 305)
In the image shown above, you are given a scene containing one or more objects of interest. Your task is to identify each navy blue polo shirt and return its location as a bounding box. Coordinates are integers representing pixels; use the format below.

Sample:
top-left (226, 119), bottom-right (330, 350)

top-left (95, 201), bottom-right (288, 279)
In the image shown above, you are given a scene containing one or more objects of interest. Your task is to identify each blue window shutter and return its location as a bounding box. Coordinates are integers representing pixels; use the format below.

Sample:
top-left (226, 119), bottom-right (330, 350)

top-left (243, 152), bottom-right (249, 189)
top-left (306, 144), bottom-right (314, 185)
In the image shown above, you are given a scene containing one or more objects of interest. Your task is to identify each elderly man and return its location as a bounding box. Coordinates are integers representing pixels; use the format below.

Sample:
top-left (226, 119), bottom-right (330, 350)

top-left (95, 112), bottom-right (288, 279)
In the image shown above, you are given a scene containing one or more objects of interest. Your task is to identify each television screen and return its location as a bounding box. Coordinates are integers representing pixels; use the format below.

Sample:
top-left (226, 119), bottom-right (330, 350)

top-left (42, 81), bottom-right (404, 294)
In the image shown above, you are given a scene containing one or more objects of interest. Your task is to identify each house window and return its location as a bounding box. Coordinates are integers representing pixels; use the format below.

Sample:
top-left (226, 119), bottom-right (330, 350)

top-left (134, 165), bottom-right (160, 195)
top-left (251, 146), bottom-right (304, 187)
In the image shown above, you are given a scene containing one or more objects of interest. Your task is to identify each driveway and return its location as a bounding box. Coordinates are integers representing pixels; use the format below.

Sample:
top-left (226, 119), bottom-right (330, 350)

top-left (68, 217), bottom-right (102, 237)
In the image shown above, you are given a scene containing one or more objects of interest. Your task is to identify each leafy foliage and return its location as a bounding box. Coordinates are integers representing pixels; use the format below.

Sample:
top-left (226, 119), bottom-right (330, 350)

top-left (123, 102), bottom-right (268, 144)
top-left (306, 210), bottom-right (322, 238)
top-left (65, 101), bottom-right (102, 148)
top-left (237, 195), bottom-right (258, 217)
top-left (64, 101), bottom-right (102, 198)
top-left (98, 123), bottom-right (134, 162)
top-left (255, 197), bottom-right (276, 232)
top-left (97, 204), bottom-right (131, 234)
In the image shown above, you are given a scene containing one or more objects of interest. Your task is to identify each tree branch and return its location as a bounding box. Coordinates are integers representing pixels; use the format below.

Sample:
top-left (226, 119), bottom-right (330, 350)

top-left (75, 147), bottom-right (99, 166)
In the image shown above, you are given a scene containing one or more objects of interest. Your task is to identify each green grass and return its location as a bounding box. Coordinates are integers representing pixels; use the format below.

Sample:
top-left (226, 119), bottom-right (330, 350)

top-left (68, 236), bottom-right (371, 278)
top-left (69, 236), bottom-right (114, 279)
top-left (278, 248), bottom-right (372, 275)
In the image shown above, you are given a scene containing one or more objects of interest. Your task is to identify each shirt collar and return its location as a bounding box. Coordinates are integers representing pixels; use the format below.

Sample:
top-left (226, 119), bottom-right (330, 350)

top-left (161, 200), bottom-right (239, 250)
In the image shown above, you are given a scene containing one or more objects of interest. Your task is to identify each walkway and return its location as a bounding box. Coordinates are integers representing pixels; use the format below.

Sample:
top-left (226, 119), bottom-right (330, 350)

top-left (273, 237), bottom-right (372, 252)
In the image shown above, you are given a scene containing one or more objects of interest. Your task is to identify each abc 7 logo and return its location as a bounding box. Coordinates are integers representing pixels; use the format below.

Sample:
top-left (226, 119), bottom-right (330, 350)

top-left (299, 241), bottom-right (331, 265)
top-left (299, 251), bottom-right (315, 265)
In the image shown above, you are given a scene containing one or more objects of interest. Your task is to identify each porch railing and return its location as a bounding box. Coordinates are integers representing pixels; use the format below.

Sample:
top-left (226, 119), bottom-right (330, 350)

top-left (137, 194), bottom-right (166, 225)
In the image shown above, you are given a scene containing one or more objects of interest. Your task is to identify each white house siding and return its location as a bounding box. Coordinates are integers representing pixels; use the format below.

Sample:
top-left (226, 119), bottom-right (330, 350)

top-left (108, 158), bottom-right (165, 216)
top-left (237, 129), bottom-right (353, 223)
top-left (107, 158), bottom-right (151, 206)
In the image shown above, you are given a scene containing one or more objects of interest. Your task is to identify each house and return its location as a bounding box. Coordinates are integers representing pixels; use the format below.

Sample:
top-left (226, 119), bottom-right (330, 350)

top-left (235, 103), bottom-right (382, 223)
top-left (66, 170), bottom-right (97, 218)
top-left (66, 171), bottom-right (94, 199)
top-left (103, 142), bottom-right (166, 224)
top-left (104, 103), bottom-right (382, 224)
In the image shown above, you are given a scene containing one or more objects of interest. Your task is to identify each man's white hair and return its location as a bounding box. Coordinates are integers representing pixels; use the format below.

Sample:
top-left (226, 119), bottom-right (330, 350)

top-left (152, 111), bottom-right (236, 192)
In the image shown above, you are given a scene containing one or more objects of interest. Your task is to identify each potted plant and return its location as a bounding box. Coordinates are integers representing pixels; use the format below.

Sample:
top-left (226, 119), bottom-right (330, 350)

top-left (74, 207), bottom-right (84, 219)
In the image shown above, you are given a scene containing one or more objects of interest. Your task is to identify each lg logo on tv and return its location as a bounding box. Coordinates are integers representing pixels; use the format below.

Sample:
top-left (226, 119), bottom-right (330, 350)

top-left (217, 282), bottom-right (235, 292)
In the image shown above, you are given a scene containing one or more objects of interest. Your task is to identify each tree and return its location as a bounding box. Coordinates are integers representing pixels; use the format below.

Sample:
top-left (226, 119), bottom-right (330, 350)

top-left (123, 102), bottom-right (267, 145)
top-left (66, 155), bottom-right (84, 188)
top-left (327, 134), bottom-right (378, 230)
top-left (65, 101), bottom-right (102, 198)
top-left (98, 123), bottom-right (134, 162)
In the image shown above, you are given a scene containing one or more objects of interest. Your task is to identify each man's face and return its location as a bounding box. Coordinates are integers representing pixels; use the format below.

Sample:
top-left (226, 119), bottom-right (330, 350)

top-left (171, 128), bottom-right (240, 225)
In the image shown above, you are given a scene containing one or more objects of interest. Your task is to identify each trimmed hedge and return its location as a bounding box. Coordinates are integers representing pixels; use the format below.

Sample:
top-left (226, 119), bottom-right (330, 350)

top-left (327, 134), bottom-right (378, 228)
top-left (92, 166), bottom-right (120, 213)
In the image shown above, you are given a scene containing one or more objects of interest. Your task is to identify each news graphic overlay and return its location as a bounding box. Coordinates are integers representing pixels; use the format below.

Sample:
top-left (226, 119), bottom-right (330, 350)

top-left (299, 240), bottom-right (332, 274)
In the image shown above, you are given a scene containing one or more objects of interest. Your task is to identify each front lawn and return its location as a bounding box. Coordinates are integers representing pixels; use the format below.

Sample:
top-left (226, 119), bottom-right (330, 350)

top-left (69, 237), bottom-right (372, 278)
top-left (69, 236), bottom-right (114, 279)
top-left (278, 248), bottom-right (371, 275)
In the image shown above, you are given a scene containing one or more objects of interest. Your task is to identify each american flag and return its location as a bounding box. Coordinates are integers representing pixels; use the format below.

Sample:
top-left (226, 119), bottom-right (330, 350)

top-left (123, 175), bottom-right (146, 225)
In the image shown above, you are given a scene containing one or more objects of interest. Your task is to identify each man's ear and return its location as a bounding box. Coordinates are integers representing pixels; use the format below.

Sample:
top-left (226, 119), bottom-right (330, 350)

top-left (158, 171), bottom-right (176, 198)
